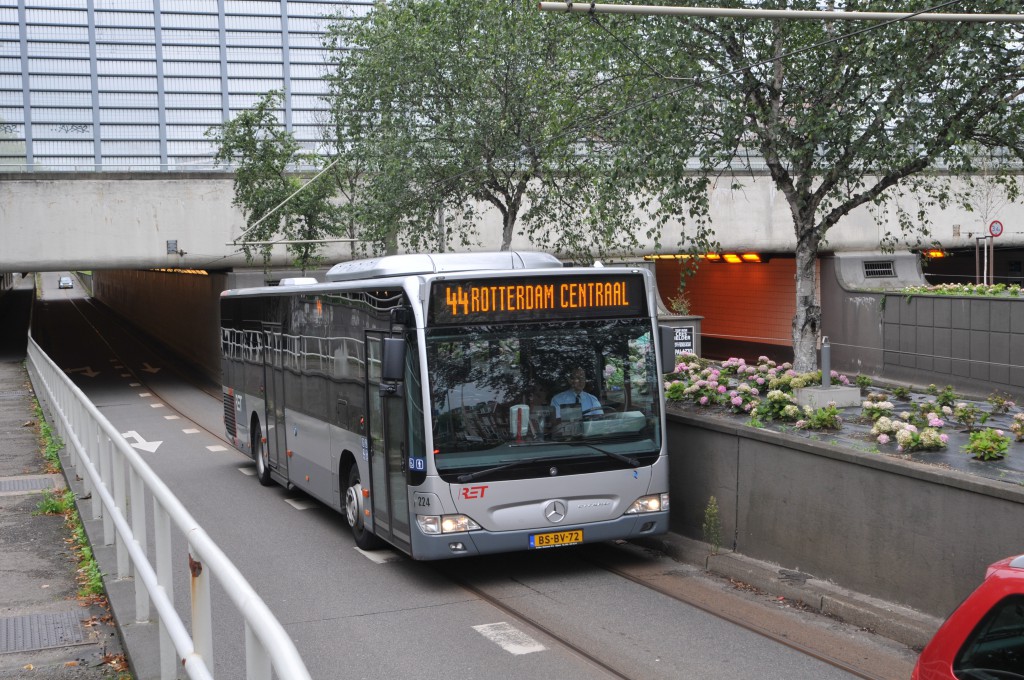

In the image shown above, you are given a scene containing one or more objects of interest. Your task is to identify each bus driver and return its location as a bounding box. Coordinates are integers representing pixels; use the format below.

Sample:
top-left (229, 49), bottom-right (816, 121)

top-left (550, 367), bottom-right (602, 419)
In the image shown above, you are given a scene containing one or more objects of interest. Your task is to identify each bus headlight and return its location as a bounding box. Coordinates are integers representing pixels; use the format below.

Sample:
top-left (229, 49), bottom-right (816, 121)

top-left (625, 493), bottom-right (669, 514)
top-left (417, 514), bottom-right (482, 535)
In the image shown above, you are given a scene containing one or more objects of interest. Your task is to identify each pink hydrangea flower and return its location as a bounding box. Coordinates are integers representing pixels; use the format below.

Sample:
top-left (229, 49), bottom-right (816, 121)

top-left (699, 396), bottom-right (709, 405)
top-left (877, 434), bottom-right (890, 445)
top-left (717, 385), bottom-right (727, 393)
top-left (731, 396), bottom-right (743, 406)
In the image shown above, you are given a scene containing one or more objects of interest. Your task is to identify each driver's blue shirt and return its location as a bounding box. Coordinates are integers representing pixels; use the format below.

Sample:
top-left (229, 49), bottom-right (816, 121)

top-left (550, 389), bottom-right (602, 418)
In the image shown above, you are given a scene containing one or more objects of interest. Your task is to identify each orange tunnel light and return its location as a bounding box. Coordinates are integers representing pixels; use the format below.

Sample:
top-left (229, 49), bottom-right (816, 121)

top-left (723, 253), bottom-right (742, 264)
top-left (741, 253), bottom-right (762, 262)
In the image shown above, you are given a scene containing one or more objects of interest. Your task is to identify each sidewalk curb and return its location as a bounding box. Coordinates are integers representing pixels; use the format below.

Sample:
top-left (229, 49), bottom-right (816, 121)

top-left (637, 533), bottom-right (943, 650)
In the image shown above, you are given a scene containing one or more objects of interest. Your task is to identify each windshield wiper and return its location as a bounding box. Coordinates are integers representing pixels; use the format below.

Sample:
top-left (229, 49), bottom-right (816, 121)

top-left (565, 441), bottom-right (640, 467)
top-left (456, 455), bottom-right (566, 484)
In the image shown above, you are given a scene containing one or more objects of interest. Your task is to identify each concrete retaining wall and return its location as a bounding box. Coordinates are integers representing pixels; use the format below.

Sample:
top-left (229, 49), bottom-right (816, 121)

top-left (667, 408), bottom-right (1024, 619)
top-left (821, 256), bottom-right (1024, 398)
top-left (881, 293), bottom-right (1024, 397)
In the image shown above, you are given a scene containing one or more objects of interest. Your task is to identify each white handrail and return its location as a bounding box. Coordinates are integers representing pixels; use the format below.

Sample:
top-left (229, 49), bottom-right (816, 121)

top-left (26, 335), bottom-right (312, 680)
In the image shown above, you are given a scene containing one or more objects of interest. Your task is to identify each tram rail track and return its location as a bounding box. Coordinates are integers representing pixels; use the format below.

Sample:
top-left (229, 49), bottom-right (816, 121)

top-left (441, 542), bottom-right (896, 680)
top-left (584, 549), bottom-right (887, 680)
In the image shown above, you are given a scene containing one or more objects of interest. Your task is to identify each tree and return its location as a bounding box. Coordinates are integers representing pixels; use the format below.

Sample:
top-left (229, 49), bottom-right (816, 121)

top-left (207, 91), bottom-right (341, 272)
top-left (581, 1), bottom-right (1024, 370)
top-left (323, 0), bottom-right (669, 261)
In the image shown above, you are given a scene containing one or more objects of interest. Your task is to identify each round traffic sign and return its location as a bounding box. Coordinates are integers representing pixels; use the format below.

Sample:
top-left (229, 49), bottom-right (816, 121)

top-left (990, 220), bottom-right (1004, 237)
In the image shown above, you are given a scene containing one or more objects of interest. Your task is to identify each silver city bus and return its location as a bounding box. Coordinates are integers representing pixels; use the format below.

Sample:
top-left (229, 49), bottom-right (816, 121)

top-left (220, 252), bottom-right (674, 559)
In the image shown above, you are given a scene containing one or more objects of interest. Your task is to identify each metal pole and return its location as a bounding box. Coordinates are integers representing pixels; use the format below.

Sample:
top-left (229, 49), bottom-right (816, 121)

top-left (976, 237), bottom-right (981, 284)
top-left (537, 3), bottom-right (1024, 22)
top-left (990, 235), bottom-right (996, 283)
top-left (130, 467), bottom-right (150, 623)
top-left (821, 336), bottom-right (831, 389)
top-left (983, 237), bottom-right (990, 285)
top-left (153, 502), bottom-right (176, 678)
top-left (246, 623), bottom-right (272, 680)
top-left (190, 545), bottom-right (214, 673)
top-left (113, 446), bottom-right (129, 577)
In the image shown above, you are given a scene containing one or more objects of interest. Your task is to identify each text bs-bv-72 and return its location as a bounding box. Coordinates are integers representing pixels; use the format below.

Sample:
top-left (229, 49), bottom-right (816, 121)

top-left (220, 252), bottom-right (674, 559)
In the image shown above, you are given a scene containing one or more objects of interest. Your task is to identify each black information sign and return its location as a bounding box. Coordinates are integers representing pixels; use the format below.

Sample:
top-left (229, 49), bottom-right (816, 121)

top-left (674, 326), bottom-right (695, 355)
top-left (428, 274), bottom-right (647, 325)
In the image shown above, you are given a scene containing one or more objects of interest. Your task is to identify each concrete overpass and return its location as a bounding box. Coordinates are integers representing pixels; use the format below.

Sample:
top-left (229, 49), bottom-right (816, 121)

top-left (3, 170), bottom-right (1024, 379)
top-left (3, 171), bottom-right (1024, 272)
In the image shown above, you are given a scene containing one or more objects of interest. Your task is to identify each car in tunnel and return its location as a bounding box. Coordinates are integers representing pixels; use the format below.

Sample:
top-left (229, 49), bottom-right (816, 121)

top-left (58, 276), bottom-right (73, 289)
top-left (912, 553), bottom-right (1024, 679)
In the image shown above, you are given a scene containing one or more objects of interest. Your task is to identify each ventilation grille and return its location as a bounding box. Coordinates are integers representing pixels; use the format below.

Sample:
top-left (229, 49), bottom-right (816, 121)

top-left (863, 260), bottom-right (896, 278)
top-left (223, 392), bottom-right (236, 440)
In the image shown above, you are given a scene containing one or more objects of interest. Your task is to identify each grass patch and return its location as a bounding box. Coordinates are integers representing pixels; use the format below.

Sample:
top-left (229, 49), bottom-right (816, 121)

top-left (34, 487), bottom-right (74, 515)
top-left (32, 405), bottom-right (105, 598)
top-left (69, 513), bottom-right (105, 597)
top-left (33, 398), bottom-right (63, 473)
top-left (34, 489), bottom-right (104, 597)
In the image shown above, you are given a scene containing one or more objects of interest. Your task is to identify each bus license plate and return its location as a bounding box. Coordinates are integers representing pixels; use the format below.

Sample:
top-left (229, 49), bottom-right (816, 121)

top-left (529, 530), bottom-right (583, 549)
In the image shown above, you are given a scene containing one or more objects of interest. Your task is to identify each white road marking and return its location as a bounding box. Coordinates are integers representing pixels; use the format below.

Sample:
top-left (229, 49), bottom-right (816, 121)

top-left (206, 445), bottom-right (227, 452)
top-left (149, 403), bottom-right (164, 408)
top-left (164, 415), bottom-right (179, 420)
top-left (129, 382), bottom-right (141, 387)
top-left (121, 431), bottom-right (162, 453)
top-left (120, 373), bottom-right (130, 378)
top-left (472, 622), bottom-right (546, 655)
top-left (139, 392), bottom-right (152, 397)
top-left (354, 547), bottom-right (403, 564)
top-left (238, 467), bottom-right (255, 476)
top-left (284, 498), bottom-right (318, 510)
top-left (182, 428), bottom-right (199, 434)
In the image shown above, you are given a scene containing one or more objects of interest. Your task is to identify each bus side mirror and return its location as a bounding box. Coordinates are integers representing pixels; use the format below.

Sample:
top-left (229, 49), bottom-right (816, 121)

top-left (382, 337), bottom-right (406, 383)
top-left (659, 325), bottom-right (676, 373)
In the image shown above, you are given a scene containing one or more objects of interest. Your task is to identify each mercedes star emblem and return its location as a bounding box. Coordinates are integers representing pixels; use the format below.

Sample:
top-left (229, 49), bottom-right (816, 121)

top-left (544, 500), bottom-right (567, 524)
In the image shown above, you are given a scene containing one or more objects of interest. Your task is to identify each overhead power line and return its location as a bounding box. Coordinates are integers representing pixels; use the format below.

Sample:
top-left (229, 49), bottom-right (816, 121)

top-left (537, 2), bottom-right (1024, 23)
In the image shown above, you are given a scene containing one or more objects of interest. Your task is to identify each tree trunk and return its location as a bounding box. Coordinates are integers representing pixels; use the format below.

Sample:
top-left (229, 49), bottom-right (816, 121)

top-left (791, 226), bottom-right (820, 373)
top-left (501, 210), bottom-right (516, 251)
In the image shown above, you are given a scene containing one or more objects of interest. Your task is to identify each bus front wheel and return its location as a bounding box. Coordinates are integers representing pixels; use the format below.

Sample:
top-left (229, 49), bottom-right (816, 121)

top-left (345, 466), bottom-right (383, 550)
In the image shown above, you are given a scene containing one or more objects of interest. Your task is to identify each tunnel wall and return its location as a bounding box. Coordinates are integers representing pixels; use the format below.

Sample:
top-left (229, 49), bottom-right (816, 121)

top-left (92, 269), bottom-right (228, 382)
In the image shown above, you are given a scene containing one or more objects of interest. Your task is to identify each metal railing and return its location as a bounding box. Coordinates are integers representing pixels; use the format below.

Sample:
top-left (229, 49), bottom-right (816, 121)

top-left (26, 335), bottom-right (312, 680)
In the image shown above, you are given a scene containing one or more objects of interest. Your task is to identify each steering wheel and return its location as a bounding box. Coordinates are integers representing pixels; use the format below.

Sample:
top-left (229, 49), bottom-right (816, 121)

top-left (582, 404), bottom-right (618, 418)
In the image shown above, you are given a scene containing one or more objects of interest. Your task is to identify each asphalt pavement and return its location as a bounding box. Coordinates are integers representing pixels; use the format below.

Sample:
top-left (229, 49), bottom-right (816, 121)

top-left (0, 276), bottom-right (125, 678)
top-left (0, 273), bottom-right (931, 678)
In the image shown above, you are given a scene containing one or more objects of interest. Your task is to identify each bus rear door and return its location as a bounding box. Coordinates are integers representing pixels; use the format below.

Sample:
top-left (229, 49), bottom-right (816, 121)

top-left (262, 324), bottom-right (288, 481)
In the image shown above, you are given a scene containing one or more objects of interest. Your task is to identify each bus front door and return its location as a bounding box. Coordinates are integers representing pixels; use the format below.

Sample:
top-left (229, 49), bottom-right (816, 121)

top-left (366, 333), bottom-right (411, 552)
top-left (262, 324), bottom-right (288, 480)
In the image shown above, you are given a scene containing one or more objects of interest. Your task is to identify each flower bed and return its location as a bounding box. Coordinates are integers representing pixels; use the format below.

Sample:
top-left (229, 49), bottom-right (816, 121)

top-left (664, 354), bottom-right (1024, 486)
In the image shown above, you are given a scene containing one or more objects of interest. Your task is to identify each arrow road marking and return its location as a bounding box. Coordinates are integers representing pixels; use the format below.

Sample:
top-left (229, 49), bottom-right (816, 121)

top-left (121, 431), bottom-right (162, 453)
top-left (141, 363), bottom-right (161, 374)
top-left (66, 367), bottom-right (100, 378)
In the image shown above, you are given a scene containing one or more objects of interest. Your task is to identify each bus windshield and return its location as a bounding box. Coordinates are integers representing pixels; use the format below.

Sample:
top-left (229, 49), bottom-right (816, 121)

top-left (426, 319), bottom-right (662, 482)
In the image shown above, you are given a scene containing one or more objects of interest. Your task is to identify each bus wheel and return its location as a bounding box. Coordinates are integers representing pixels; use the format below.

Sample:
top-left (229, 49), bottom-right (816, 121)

top-left (345, 466), bottom-right (382, 550)
top-left (253, 431), bottom-right (272, 487)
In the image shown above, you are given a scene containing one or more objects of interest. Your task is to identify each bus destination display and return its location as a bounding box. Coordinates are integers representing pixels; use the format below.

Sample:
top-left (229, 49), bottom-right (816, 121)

top-left (429, 274), bottom-right (647, 324)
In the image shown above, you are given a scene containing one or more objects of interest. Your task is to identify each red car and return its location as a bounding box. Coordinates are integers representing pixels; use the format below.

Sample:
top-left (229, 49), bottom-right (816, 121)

top-left (913, 554), bottom-right (1024, 679)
